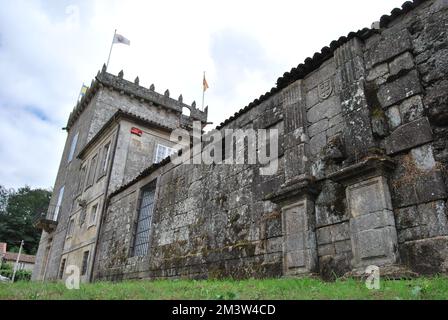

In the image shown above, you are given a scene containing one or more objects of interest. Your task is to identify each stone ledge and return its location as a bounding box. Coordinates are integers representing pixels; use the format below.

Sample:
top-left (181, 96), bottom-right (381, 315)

top-left (327, 155), bottom-right (396, 186)
top-left (264, 174), bottom-right (319, 205)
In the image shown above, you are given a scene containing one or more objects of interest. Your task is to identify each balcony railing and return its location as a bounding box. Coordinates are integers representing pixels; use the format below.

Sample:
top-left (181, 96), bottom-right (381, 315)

top-left (33, 205), bottom-right (59, 233)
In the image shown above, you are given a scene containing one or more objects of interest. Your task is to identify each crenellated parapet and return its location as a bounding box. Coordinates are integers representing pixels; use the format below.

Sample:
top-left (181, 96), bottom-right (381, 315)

top-left (65, 64), bottom-right (208, 131)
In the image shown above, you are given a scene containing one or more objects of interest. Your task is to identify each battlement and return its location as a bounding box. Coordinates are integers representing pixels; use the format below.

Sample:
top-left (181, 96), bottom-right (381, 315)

top-left (65, 64), bottom-right (208, 130)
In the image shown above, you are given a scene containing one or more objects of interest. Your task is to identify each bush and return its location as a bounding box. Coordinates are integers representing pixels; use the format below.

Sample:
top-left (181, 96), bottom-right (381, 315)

top-left (0, 264), bottom-right (31, 282)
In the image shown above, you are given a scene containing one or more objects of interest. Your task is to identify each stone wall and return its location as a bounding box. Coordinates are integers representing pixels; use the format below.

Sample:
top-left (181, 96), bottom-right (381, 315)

top-left (93, 0), bottom-right (448, 281)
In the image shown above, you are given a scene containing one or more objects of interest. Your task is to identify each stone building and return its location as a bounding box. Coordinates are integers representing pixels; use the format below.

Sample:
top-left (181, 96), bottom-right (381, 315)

top-left (34, 0), bottom-right (448, 282)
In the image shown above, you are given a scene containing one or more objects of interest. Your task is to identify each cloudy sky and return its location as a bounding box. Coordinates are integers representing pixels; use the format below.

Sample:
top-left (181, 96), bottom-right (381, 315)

top-left (0, 0), bottom-right (406, 189)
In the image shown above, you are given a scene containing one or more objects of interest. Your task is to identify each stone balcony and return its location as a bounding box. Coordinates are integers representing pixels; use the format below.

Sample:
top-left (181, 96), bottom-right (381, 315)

top-left (33, 205), bottom-right (59, 233)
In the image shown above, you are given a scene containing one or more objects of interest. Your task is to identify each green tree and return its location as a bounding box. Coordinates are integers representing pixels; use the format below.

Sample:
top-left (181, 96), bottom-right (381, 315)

top-left (0, 186), bottom-right (51, 255)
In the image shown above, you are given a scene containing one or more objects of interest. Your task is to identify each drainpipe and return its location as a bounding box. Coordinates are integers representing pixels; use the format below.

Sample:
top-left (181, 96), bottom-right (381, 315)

top-left (89, 120), bottom-right (121, 282)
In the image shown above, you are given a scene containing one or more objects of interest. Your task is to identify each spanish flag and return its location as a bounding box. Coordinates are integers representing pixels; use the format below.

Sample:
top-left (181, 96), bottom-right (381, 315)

top-left (203, 72), bottom-right (209, 92)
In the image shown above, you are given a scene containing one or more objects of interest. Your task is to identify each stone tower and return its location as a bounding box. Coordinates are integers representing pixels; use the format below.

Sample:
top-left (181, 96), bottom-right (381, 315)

top-left (32, 65), bottom-right (207, 282)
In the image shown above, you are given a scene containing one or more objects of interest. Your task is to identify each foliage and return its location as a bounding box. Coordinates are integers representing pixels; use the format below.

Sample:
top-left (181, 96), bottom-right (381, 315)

top-left (0, 277), bottom-right (448, 300)
top-left (0, 262), bottom-right (31, 282)
top-left (0, 185), bottom-right (51, 255)
top-left (0, 268), bottom-right (32, 282)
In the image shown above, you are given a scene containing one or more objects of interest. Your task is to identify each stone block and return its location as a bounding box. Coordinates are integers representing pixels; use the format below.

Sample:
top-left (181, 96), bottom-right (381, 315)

top-left (334, 240), bottom-right (352, 254)
top-left (316, 227), bottom-right (332, 245)
top-left (350, 210), bottom-right (396, 234)
top-left (424, 80), bottom-right (448, 126)
top-left (306, 88), bottom-right (319, 109)
top-left (318, 243), bottom-right (335, 257)
top-left (366, 63), bottom-right (389, 82)
top-left (308, 119), bottom-right (329, 137)
top-left (318, 252), bottom-right (352, 281)
top-left (307, 95), bottom-right (341, 123)
top-left (385, 117), bottom-right (433, 155)
top-left (399, 236), bottom-right (448, 274)
top-left (385, 106), bottom-right (402, 130)
top-left (286, 250), bottom-right (306, 268)
top-left (309, 132), bottom-right (326, 156)
top-left (377, 70), bottom-right (423, 108)
top-left (395, 205), bottom-right (420, 230)
top-left (346, 176), bottom-right (393, 217)
top-left (414, 171), bottom-right (447, 205)
top-left (398, 96), bottom-right (425, 124)
top-left (355, 227), bottom-right (397, 261)
top-left (266, 237), bottom-right (283, 253)
top-left (389, 52), bottom-right (415, 76)
top-left (367, 29), bottom-right (413, 67)
top-left (411, 144), bottom-right (436, 171)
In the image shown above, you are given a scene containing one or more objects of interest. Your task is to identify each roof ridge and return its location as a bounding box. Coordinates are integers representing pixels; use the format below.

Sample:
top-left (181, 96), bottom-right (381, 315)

top-left (214, 0), bottom-right (429, 130)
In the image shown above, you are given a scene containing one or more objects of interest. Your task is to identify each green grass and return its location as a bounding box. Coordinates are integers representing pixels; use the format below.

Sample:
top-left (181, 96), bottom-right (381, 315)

top-left (1, 277), bottom-right (448, 300)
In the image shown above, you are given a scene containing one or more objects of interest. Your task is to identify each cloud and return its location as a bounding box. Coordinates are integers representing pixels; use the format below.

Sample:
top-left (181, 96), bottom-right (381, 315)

top-left (0, 0), bottom-right (407, 188)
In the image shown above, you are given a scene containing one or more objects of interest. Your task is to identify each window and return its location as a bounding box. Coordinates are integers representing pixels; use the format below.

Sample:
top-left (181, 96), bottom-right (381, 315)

top-left (67, 218), bottom-right (75, 237)
top-left (100, 142), bottom-right (111, 174)
top-left (67, 132), bottom-right (79, 162)
top-left (77, 164), bottom-right (87, 195)
top-left (81, 251), bottom-right (89, 276)
top-left (79, 208), bottom-right (87, 225)
top-left (59, 258), bottom-right (66, 279)
top-left (86, 154), bottom-right (98, 187)
top-left (133, 183), bottom-right (156, 257)
top-left (53, 186), bottom-right (65, 221)
top-left (89, 204), bottom-right (98, 226)
top-left (154, 144), bottom-right (176, 164)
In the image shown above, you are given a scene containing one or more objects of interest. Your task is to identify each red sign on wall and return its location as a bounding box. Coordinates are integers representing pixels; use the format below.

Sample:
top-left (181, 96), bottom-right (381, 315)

top-left (131, 127), bottom-right (143, 136)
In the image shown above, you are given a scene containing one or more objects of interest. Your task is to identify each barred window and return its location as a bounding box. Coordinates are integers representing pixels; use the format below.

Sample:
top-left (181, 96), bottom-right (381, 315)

top-left (59, 258), bottom-right (66, 279)
top-left (133, 183), bottom-right (156, 257)
top-left (81, 251), bottom-right (89, 275)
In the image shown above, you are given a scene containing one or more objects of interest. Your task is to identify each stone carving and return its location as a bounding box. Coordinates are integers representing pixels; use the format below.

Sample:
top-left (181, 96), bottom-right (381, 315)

top-left (323, 135), bottom-right (345, 163)
top-left (149, 84), bottom-right (155, 91)
top-left (118, 70), bottom-right (124, 79)
top-left (318, 78), bottom-right (333, 100)
top-left (346, 176), bottom-right (399, 268)
top-left (282, 199), bottom-right (317, 275)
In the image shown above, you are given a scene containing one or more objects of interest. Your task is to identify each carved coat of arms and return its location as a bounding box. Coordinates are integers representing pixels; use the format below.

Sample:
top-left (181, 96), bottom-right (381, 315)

top-left (318, 78), bottom-right (333, 100)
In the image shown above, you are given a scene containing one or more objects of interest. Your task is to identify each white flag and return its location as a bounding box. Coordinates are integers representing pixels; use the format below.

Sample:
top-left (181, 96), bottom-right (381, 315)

top-left (113, 33), bottom-right (130, 46)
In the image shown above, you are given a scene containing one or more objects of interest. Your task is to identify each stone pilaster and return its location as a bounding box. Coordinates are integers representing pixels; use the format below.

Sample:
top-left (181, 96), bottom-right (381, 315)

top-left (329, 156), bottom-right (400, 271)
top-left (266, 80), bottom-right (318, 275)
top-left (335, 37), bottom-right (376, 162)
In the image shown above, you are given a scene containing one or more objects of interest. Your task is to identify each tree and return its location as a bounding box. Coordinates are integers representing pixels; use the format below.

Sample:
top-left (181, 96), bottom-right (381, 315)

top-left (0, 185), bottom-right (51, 255)
top-left (0, 185), bottom-right (9, 214)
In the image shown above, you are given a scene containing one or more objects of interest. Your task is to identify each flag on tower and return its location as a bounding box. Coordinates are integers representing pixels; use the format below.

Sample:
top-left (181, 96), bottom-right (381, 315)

top-left (203, 72), bottom-right (209, 92)
top-left (113, 33), bottom-right (131, 46)
top-left (106, 30), bottom-right (130, 70)
top-left (78, 83), bottom-right (89, 102)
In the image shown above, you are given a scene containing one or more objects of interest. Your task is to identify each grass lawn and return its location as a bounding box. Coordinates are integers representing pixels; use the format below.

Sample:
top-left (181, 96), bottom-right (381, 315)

top-left (1, 277), bottom-right (448, 300)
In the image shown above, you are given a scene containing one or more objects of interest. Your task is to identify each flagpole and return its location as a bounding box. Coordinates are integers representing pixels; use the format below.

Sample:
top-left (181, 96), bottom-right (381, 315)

top-left (106, 29), bottom-right (117, 70)
top-left (202, 71), bottom-right (205, 111)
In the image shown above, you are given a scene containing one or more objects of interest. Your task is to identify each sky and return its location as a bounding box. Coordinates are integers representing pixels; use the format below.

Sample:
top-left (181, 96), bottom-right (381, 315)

top-left (0, 0), bottom-right (407, 190)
